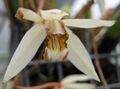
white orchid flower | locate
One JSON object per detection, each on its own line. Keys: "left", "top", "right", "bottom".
{"left": 55, "top": 74, "right": 96, "bottom": 89}
{"left": 3, "top": 8, "right": 115, "bottom": 82}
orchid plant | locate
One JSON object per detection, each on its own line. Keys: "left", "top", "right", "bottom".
{"left": 3, "top": 8, "right": 115, "bottom": 82}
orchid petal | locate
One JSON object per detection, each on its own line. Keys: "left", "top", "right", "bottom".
{"left": 40, "top": 9, "right": 68, "bottom": 20}
{"left": 64, "top": 83, "right": 96, "bottom": 89}
{"left": 3, "top": 24, "right": 47, "bottom": 82}
{"left": 62, "top": 75, "right": 94, "bottom": 85}
{"left": 66, "top": 29, "right": 100, "bottom": 81}
{"left": 63, "top": 19, "right": 115, "bottom": 28}
{"left": 61, "top": 75, "right": 96, "bottom": 89}
{"left": 15, "top": 8, "right": 43, "bottom": 23}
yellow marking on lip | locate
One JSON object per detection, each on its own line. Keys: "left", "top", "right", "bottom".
{"left": 47, "top": 34, "right": 68, "bottom": 52}
{"left": 48, "top": 35, "right": 60, "bottom": 52}
{"left": 53, "top": 36, "right": 60, "bottom": 51}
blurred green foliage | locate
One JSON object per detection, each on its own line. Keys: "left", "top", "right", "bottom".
{"left": 61, "top": 3, "right": 71, "bottom": 19}
{"left": 11, "top": 0, "right": 19, "bottom": 12}
{"left": 107, "top": 9, "right": 120, "bottom": 38}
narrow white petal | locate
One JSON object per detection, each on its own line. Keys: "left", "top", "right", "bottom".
{"left": 3, "top": 24, "right": 47, "bottom": 82}
{"left": 40, "top": 9, "right": 68, "bottom": 20}
{"left": 64, "top": 83, "right": 96, "bottom": 89}
{"left": 62, "top": 19, "right": 115, "bottom": 28}
{"left": 66, "top": 29, "right": 100, "bottom": 81}
{"left": 62, "top": 75, "right": 94, "bottom": 85}
{"left": 16, "top": 8, "right": 43, "bottom": 23}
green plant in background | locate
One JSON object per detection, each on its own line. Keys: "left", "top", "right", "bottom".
{"left": 61, "top": 3, "right": 71, "bottom": 19}
{"left": 107, "top": 9, "right": 120, "bottom": 38}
